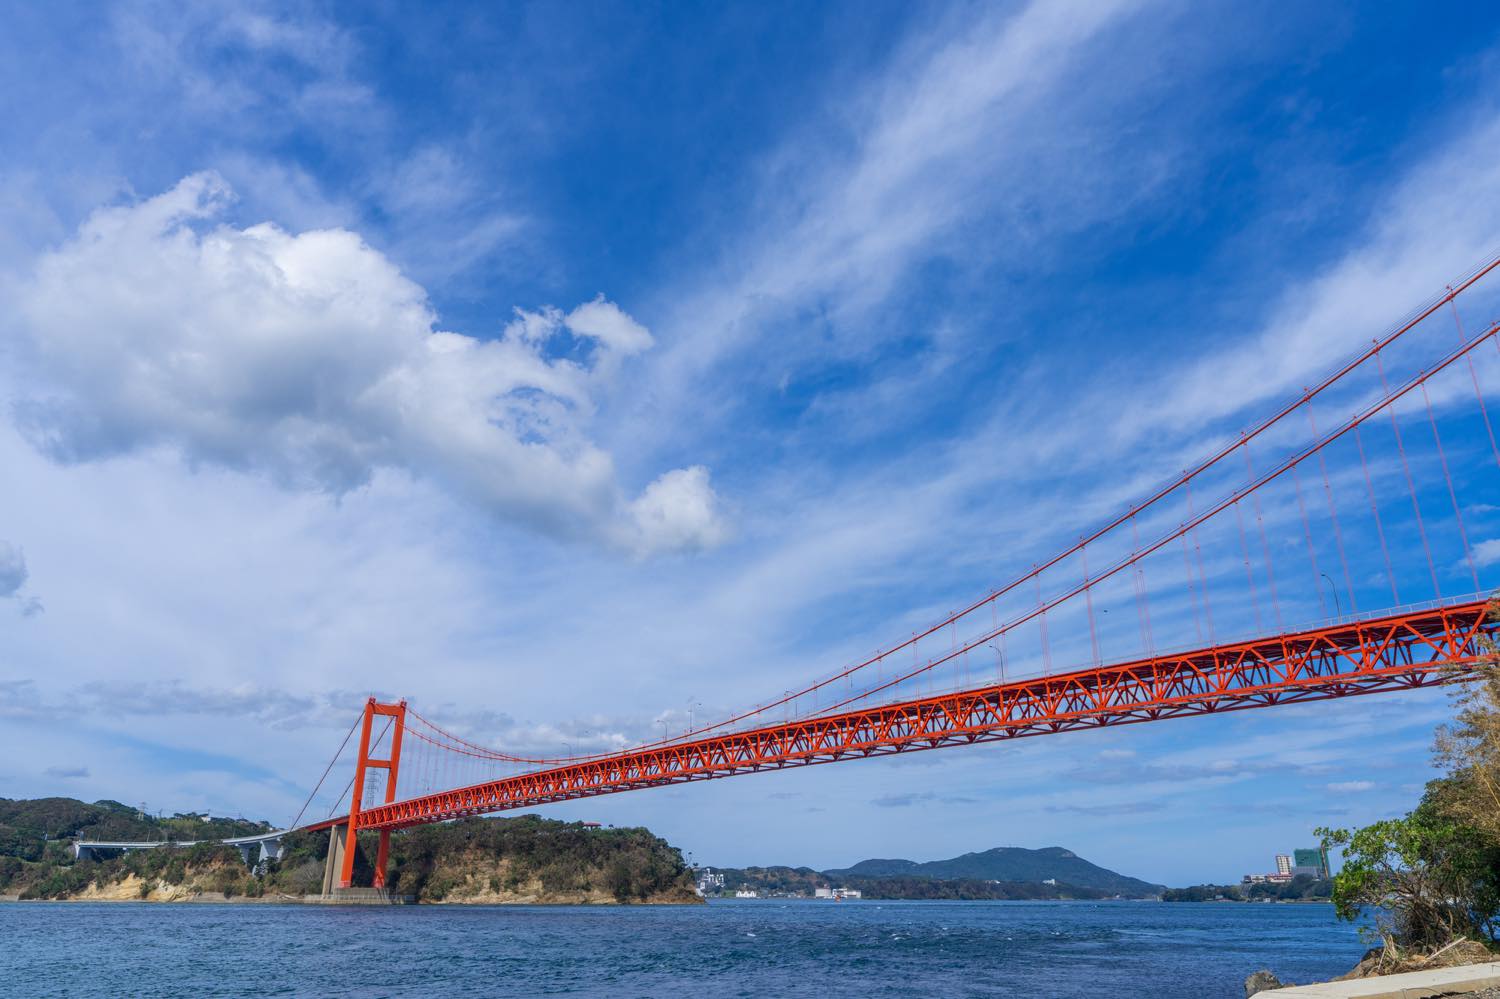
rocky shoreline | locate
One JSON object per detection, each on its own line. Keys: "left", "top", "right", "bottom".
{"left": 1, "top": 800, "right": 702, "bottom": 905}
{"left": 1246, "top": 940, "right": 1500, "bottom": 995}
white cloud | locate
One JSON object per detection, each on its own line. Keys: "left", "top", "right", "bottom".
{"left": 9, "top": 173, "right": 724, "bottom": 554}
{"left": 1325, "top": 780, "right": 1376, "bottom": 794}
{"left": 1474, "top": 538, "right": 1500, "bottom": 568}
{"left": 565, "top": 296, "right": 654, "bottom": 356}
{"left": 626, "top": 466, "right": 730, "bottom": 556}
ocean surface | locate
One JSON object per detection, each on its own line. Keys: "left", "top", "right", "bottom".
{"left": 0, "top": 898, "right": 1367, "bottom": 997}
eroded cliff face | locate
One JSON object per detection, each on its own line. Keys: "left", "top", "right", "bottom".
{"left": 69, "top": 872, "right": 230, "bottom": 902}
{"left": 379, "top": 818, "right": 702, "bottom": 904}
{"left": 405, "top": 850, "right": 700, "bottom": 905}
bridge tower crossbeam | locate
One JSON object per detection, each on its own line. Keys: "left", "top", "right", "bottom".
{"left": 330, "top": 698, "right": 406, "bottom": 891}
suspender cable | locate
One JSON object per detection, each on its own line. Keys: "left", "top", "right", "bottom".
{"left": 1182, "top": 532, "right": 1204, "bottom": 644}
{"left": 1129, "top": 513, "right": 1155, "bottom": 655}
{"left": 1082, "top": 541, "right": 1101, "bottom": 665}
{"left": 1291, "top": 464, "right": 1328, "bottom": 617}
{"left": 1468, "top": 341, "right": 1500, "bottom": 471}
{"left": 1234, "top": 498, "right": 1264, "bottom": 635}
{"left": 1448, "top": 290, "right": 1500, "bottom": 471}
{"left": 1420, "top": 380, "right": 1481, "bottom": 594}
{"left": 1354, "top": 422, "right": 1401, "bottom": 606}
{"left": 1377, "top": 352, "right": 1441, "bottom": 599}
{"left": 1307, "top": 405, "right": 1357, "bottom": 615}
{"left": 1186, "top": 480, "right": 1216, "bottom": 642}
{"left": 1035, "top": 574, "right": 1052, "bottom": 673}
{"left": 1244, "top": 441, "right": 1284, "bottom": 632}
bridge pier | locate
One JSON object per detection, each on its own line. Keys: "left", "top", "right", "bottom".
{"left": 321, "top": 824, "right": 349, "bottom": 896}
{"left": 232, "top": 841, "right": 282, "bottom": 868}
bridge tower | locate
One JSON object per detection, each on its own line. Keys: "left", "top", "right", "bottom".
{"left": 326, "top": 698, "right": 406, "bottom": 891}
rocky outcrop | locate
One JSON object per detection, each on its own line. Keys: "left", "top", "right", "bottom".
{"left": 1243, "top": 969, "right": 1289, "bottom": 995}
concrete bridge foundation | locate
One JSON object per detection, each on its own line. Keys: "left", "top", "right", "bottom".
{"left": 320, "top": 824, "right": 349, "bottom": 897}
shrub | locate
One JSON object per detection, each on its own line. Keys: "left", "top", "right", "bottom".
{"left": 1321, "top": 797, "right": 1500, "bottom": 948}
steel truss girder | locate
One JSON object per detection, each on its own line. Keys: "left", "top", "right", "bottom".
{"left": 317, "top": 600, "right": 1494, "bottom": 833}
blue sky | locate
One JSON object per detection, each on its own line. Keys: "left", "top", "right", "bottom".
{"left": 3, "top": 0, "right": 1500, "bottom": 886}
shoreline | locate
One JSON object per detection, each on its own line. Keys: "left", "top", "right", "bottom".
{"left": 2, "top": 892, "right": 1335, "bottom": 906}
{"left": 0, "top": 890, "right": 701, "bottom": 906}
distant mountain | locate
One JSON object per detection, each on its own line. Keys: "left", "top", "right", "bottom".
{"left": 823, "top": 846, "right": 1163, "bottom": 896}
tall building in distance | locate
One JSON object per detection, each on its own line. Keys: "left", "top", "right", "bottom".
{"left": 1243, "top": 848, "right": 1331, "bottom": 885}
{"left": 1293, "top": 848, "right": 1329, "bottom": 879}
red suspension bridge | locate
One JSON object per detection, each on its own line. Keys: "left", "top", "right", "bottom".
{"left": 295, "top": 260, "right": 1500, "bottom": 892}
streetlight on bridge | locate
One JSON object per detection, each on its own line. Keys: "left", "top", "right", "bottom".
{"left": 986, "top": 643, "right": 1006, "bottom": 684}
{"left": 1320, "top": 572, "right": 1342, "bottom": 617}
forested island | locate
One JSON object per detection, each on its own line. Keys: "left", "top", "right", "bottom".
{"left": 706, "top": 845, "right": 1165, "bottom": 900}
{"left": 0, "top": 799, "right": 698, "bottom": 904}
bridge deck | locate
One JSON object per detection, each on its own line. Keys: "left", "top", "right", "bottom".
{"left": 304, "top": 599, "right": 1494, "bottom": 834}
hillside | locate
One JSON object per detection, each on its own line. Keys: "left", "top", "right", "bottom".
{"left": 370, "top": 815, "right": 699, "bottom": 903}
{"left": 0, "top": 799, "right": 699, "bottom": 904}
{"left": 0, "top": 797, "right": 269, "bottom": 860}
{"left": 0, "top": 798, "right": 274, "bottom": 901}
{"left": 823, "top": 846, "right": 1163, "bottom": 896}
{"left": 705, "top": 846, "right": 1164, "bottom": 898}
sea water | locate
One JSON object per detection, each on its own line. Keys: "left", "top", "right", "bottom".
{"left": 0, "top": 898, "right": 1365, "bottom": 997}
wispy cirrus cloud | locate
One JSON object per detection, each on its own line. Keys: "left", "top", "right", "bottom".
{"left": 1044, "top": 801, "right": 1166, "bottom": 816}
{"left": 872, "top": 790, "right": 979, "bottom": 808}
{"left": 631, "top": 0, "right": 1168, "bottom": 451}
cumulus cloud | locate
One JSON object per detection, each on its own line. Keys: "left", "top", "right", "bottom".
{"left": 10, "top": 173, "right": 725, "bottom": 553}
{"left": 627, "top": 466, "right": 730, "bottom": 555}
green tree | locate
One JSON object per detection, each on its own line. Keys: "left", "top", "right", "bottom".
{"left": 1319, "top": 797, "right": 1500, "bottom": 949}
